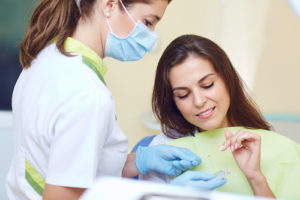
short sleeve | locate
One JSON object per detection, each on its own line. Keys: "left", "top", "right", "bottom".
{"left": 46, "top": 90, "right": 113, "bottom": 188}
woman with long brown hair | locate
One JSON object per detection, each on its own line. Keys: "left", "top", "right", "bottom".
{"left": 6, "top": 1, "right": 229, "bottom": 200}
{"left": 142, "top": 34, "right": 300, "bottom": 199}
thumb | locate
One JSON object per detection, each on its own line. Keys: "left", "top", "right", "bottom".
{"left": 219, "top": 130, "right": 233, "bottom": 151}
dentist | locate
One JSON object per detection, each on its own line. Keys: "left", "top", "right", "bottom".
{"left": 6, "top": 0, "right": 225, "bottom": 200}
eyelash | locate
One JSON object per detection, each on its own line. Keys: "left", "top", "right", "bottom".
{"left": 176, "top": 82, "right": 214, "bottom": 99}
{"left": 202, "top": 82, "right": 214, "bottom": 89}
{"left": 144, "top": 19, "right": 153, "bottom": 27}
{"left": 178, "top": 94, "right": 189, "bottom": 99}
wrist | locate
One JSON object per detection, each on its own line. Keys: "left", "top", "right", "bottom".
{"left": 247, "top": 172, "right": 275, "bottom": 198}
{"left": 134, "top": 146, "right": 149, "bottom": 174}
{"left": 247, "top": 171, "right": 265, "bottom": 185}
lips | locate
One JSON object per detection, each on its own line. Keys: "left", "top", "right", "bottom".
{"left": 196, "top": 107, "right": 216, "bottom": 119}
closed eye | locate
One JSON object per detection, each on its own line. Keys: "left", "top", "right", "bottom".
{"left": 144, "top": 19, "right": 153, "bottom": 27}
{"left": 202, "top": 82, "right": 214, "bottom": 89}
{"left": 177, "top": 93, "right": 189, "bottom": 99}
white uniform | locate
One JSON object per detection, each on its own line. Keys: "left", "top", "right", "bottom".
{"left": 6, "top": 38, "right": 128, "bottom": 200}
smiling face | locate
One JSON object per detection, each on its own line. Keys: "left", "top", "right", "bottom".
{"left": 169, "top": 55, "right": 231, "bottom": 131}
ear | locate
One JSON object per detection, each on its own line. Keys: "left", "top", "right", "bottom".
{"left": 100, "top": 0, "right": 119, "bottom": 18}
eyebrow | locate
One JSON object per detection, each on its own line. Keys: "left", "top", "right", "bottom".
{"left": 172, "top": 73, "right": 216, "bottom": 92}
{"left": 148, "top": 14, "right": 161, "bottom": 21}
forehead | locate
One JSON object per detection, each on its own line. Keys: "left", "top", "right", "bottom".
{"left": 169, "top": 55, "right": 216, "bottom": 86}
{"left": 127, "top": 0, "right": 169, "bottom": 18}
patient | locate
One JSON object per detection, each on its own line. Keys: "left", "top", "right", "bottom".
{"left": 140, "top": 34, "right": 300, "bottom": 199}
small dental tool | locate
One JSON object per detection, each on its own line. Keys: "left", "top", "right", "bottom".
{"left": 210, "top": 170, "right": 226, "bottom": 181}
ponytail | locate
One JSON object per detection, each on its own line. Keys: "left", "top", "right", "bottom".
{"left": 19, "top": 0, "right": 81, "bottom": 68}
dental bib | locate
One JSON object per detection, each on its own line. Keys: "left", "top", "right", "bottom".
{"left": 166, "top": 127, "right": 300, "bottom": 200}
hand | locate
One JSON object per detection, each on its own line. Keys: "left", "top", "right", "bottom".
{"left": 219, "top": 129, "right": 261, "bottom": 180}
{"left": 170, "top": 171, "right": 227, "bottom": 190}
{"left": 135, "top": 144, "right": 201, "bottom": 176}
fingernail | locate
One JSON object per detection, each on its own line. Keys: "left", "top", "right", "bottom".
{"left": 219, "top": 146, "right": 224, "bottom": 151}
{"left": 192, "top": 160, "right": 198, "bottom": 165}
{"left": 230, "top": 145, "right": 234, "bottom": 151}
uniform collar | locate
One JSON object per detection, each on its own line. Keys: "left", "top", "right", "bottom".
{"left": 64, "top": 37, "right": 107, "bottom": 77}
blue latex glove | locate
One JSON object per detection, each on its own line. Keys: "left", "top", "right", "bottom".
{"left": 170, "top": 171, "right": 227, "bottom": 190}
{"left": 135, "top": 144, "right": 201, "bottom": 176}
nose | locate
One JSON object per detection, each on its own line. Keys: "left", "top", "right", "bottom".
{"left": 193, "top": 91, "right": 207, "bottom": 108}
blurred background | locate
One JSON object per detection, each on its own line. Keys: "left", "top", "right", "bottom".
{"left": 0, "top": 0, "right": 300, "bottom": 199}
{"left": 104, "top": 0, "right": 300, "bottom": 148}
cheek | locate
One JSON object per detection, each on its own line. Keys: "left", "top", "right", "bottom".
{"left": 209, "top": 83, "right": 230, "bottom": 104}
{"left": 216, "top": 87, "right": 230, "bottom": 110}
{"left": 175, "top": 100, "right": 191, "bottom": 116}
{"left": 112, "top": 12, "right": 135, "bottom": 37}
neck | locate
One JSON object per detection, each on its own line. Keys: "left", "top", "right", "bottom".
{"left": 71, "top": 15, "right": 108, "bottom": 59}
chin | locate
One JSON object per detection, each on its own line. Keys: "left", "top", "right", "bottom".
{"left": 196, "top": 121, "right": 223, "bottom": 131}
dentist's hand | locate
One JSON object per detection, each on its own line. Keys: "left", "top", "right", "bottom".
{"left": 135, "top": 144, "right": 201, "bottom": 176}
{"left": 170, "top": 171, "right": 227, "bottom": 190}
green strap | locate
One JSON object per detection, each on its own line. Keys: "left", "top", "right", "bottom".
{"left": 82, "top": 56, "right": 106, "bottom": 85}
{"left": 25, "top": 159, "right": 45, "bottom": 196}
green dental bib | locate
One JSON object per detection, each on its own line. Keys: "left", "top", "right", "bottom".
{"left": 166, "top": 127, "right": 300, "bottom": 200}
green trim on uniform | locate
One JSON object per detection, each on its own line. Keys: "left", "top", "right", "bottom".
{"left": 25, "top": 159, "right": 45, "bottom": 196}
{"left": 64, "top": 37, "right": 107, "bottom": 84}
{"left": 82, "top": 56, "right": 106, "bottom": 85}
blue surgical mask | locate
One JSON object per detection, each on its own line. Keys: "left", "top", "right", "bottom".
{"left": 104, "top": 0, "right": 158, "bottom": 61}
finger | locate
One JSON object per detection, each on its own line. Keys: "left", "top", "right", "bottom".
{"left": 237, "top": 132, "right": 261, "bottom": 149}
{"left": 172, "top": 160, "right": 183, "bottom": 171}
{"left": 225, "top": 129, "right": 233, "bottom": 140}
{"left": 182, "top": 171, "right": 216, "bottom": 181}
{"left": 172, "top": 160, "right": 191, "bottom": 171}
{"left": 167, "top": 167, "right": 182, "bottom": 176}
{"left": 219, "top": 130, "right": 233, "bottom": 151}
{"left": 170, "top": 147, "right": 201, "bottom": 165}
{"left": 160, "top": 160, "right": 182, "bottom": 176}
{"left": 204, "top": 178, "right": 227, "bottom": 190}
{"left": 235, "top": 132, "right": 252, "bottom": 150}
{"left": 231, "top": 130, "right": 245, "bottom": 151}
{"left": 174, "top": 160, "right": 198, "bottom": 170}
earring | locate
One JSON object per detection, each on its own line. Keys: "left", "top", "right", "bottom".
{"left": 106, "top": 12, "right": 111, "bottom": 18}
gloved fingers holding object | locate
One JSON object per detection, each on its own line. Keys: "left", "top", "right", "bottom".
{"left": 135, "top": 144, "right": 201, "bottom": 176}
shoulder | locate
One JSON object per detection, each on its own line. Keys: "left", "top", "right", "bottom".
{"left": 149, "top": 133, "right": 173, "bottom": 146}
{"left": 33, "top": 44, "right": 98, "bottom": 81}
{"left": 23, "top": 44, "right": 114, "bottom": 118}
{"left": 34, "top": 44, "right": 109, "bottom": 96}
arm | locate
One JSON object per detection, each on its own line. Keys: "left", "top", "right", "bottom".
{"left": 219, "top": 130, "right": 275, "bottom": 198}
{"left": 122, "top": 152, "right": 140, "bottom": 178}
{"left": 43, "top": 184, "right": 85, "bottom": 200}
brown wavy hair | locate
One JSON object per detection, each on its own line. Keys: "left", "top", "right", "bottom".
{"left": 152, "top": 34, "right": 271, "bottom": 138}
{"left": 19, "top": 0, "right": 172, "bottom": 68}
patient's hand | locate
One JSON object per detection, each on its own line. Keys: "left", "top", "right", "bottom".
{"left": 219, "top": 129, "right": 261, "bottom": 180}
{"left": 219, "top": 130, "right": 275, "bottom": 198}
